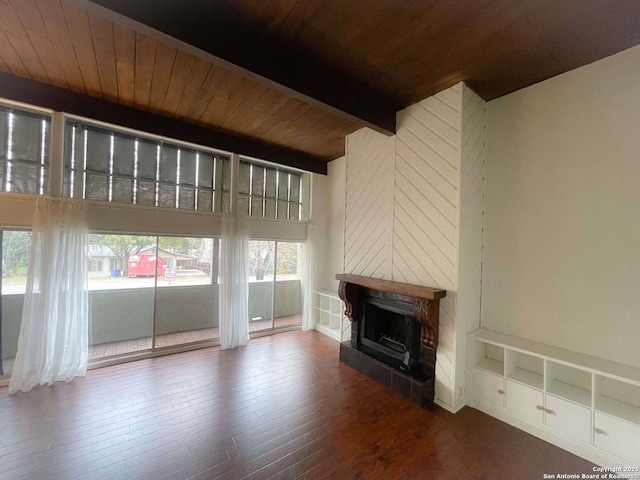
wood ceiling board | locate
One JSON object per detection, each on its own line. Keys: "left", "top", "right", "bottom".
{"left": 0, "top": 0, "right": 357, "bottom": 162}
{"left": 89, "top": 13, "right": 118, "bottom": 103}
{"left": 173, "top": 58, "right": 213, "bottom": 121}
{"left": 87, "top": 0, "right": 640, "bottom": 109}
{"left": 220, "top": 85, "right": 272, "bottom": 132}
{"left": 186, "top": 65, "right": 229, "bottom": 124}
{"left": 133, "top": 32, "right": 156, "bottom": 110}
{"left": 77, "top": 0, "right": 399, "bottom": 135}
{"left": 11, "top": 0, "right": 69, "bottom": 90}
{"left": 0, "top": 27, "right": 31, "bottom": 79}
{"left": 113, "top": 22, "right": 135, "bottom": 107}
{"left": 161, "top": 50, "right": 196, "bottom": 116}
{"left": 61, "top": 1, "right": 102, "bottom": 98}
{"left": 147, "top": 41, "right": 177, "bottom": 114}
{"left": 0, "top": 1, "right": 51, "bottom": 83}
{"left": 0, "top": 72, "right": 328, "bottom": 174}
{"left": 36, "top": 0, "right": 88, "bottom": 95}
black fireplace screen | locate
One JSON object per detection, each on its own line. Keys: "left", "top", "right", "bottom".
{"left": 359, "top": 297, "right": 421, "bottom": 373}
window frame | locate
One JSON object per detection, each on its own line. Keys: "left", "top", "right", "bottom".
{"left": 238, "top": 156, "right": 306, "bottom": 222}
{"left": 0, "top": 101, "right": 52, "bottom": 196}
{"left": 63, "top": 115, "right": 232, "bottom": 213}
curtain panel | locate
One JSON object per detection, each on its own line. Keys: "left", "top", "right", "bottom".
{"left": 9, "top": 198, "right": 89, "bottom": 394}
{"left": 218, "top": 215, "right": 250, "bottom": 349}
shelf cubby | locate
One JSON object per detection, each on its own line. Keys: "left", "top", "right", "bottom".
{"left": 475, "top": 343, "right": 504, "bottom": 376}
{"left": 545, "top": 361, "right": 592, "bottom": 407}
{"left": 505, "top": 350, "right": 544, "bottom": 390}
{"left": 595, "top": 376, "right": 640, "bottom": 426}
{"left": 314, "top": 290, "right": 350, "bottom": 343}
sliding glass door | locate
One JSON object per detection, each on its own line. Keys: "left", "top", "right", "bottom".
{"left": 1, "top": 230, "right": 32, "bottom": 376}
{"left": 154, "top": 236, "right": 219, "bottom": 348}
{"left": 274, "top": 242, "right": 303, "bottom": 329}
{"left": 87, "top": 234, "right": 156, "bottom": 359}
{"left": 248, "top": 240, "right": 303, "bottom": 333}
{"left": 87, "top": 233, "right": 220, "bottom": 362}
{"left": 248, "top": 240, "right": 275, "bottom": 332}
{"left": 3, "top": 229, "right": 300, "bottom": 368}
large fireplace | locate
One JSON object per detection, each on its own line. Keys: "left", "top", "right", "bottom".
{"left": 360, "top": 294, "right": 421, "bottom": 374}
{"left": 336, "top": 274, "right": 446, "bottom": 407}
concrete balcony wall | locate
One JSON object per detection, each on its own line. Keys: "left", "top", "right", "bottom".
{"left": 247, "top": 279, "right": 303, "bottom": 321}
{"left": 1, "top": 278, "right": 302, "bottom": 359}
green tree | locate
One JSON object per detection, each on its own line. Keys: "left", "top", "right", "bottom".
{"left": 249, "top": 241, "right": 272, "bottom": 281}
{"left": 275, "top": 242, "right": 298, "bottom": 275}
{"left": 158, "top": 236, "right": 201, "bottom": 255}
{"left": 88, "top": 234, "right": 156, "bottom": 276}
{"left": 2, "top": 231, "right": 32, "bottom": 277}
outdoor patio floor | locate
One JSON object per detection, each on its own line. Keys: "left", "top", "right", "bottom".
{"left": 1, "top": 315, "right": 301, "bottom": 374}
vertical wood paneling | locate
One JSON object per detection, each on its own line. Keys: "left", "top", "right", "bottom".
{"left": 162, "top": 50, "right": 196, "bottom": 115}
{"left": 344, "top": 128, "right": 394, "bottom": 280}
{"left": 174, "top": 58, "right": 213, "bottom": 121}
{"left": 133, "top": 32, "right": 157, "bottom": 110}
{"left": 147, "top": 42, "right": 177, "bottom": 114}
{"left": 10, "top": 0, "right": 68, "bottom": 89}
{"left": 62, "top": 2, "right": 102, "bottom": 98}
{"left": 89, "top": 14, "right": 118, "bottom": 103}
{"left": 0, "top": 0, "right": 50, "bottom": 82}
{"left": 36, "top": 0, "right": 87, "bottom": 95}
{"left": 113, "top": 23, "right": 135, "bottom": 107}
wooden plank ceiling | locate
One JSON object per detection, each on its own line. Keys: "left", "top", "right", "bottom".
{"left": 1, "top": 0, "right": 639, "bottom": 166}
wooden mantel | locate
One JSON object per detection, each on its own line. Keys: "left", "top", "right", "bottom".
{"left": 335, "top": 274, "right": 447, "bottom": 351}
{"left": 335, "top": 274, "right": 446, "bottom": 300}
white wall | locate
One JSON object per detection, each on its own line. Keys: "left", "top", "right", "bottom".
{"left": 483, "top": 45, "right": 640, "bottom": 369}
{"left": 321, "top": 156, "right": 346, "bottom": 293}
{"left": 338, "top": 83, "right": 486, "bottom": 410}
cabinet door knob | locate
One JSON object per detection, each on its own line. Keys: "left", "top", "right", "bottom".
{"left": 497, "top": 389, "right": 504, "bottom": 395}
{"left": 545, "top": 409, "right": 554, "bottom": 415}
{"left": 536, "top": 405, "right": 545, "bottom": 411}
{"left": 594, "top": 428, "right": 606, "bottom": 435}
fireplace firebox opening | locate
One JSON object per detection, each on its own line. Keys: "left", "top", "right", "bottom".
{"left": 359, "top": 297, "right": 422, "bottom": 376}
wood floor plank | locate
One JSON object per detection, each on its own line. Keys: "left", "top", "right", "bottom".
{"left": 0, "top": 331, "right": 596, "bottom": 480}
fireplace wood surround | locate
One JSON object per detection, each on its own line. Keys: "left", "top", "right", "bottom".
{"left": 336, "top": 274, "right": 447, "bottom": 406}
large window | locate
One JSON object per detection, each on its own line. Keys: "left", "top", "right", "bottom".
{"left": 238, "top": 159, "right": 305, "bottom": 221}
{"left": 0, "top": 102, "right": 313, "bottom": 370}
{"left": 0, "top": 106, "right": 50, "bottom": 195}
{"left": 85, "top": 234, "right": 220, "bottom": 360}
{"left": 64, "top": 120, "right": 231, "bottom": 212}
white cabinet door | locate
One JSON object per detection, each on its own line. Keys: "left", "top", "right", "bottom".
{"left": 594, "top": 412, "right": 640, "bottom": 465}
{"left": 545, "top": 395, "right": 591, "bottom": 444}
{"left": 474, "top": 368, "right": 504, "bottom": 407}
{"left": 506, "top": 379, "right": 544, "bottom": 424}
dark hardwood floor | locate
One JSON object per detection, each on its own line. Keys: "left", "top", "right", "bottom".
{"left": 0, "top": 331, "right": 595, "bottom": 480}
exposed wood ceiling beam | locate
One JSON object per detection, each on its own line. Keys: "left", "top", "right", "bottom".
{"left": 73, "top": 0, "right": 398, "bottom": 136}
{"left": 0, "top": 72, "right": 327, "bottom": 174}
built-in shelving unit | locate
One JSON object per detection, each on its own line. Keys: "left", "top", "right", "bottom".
{"left": 314, "top": 290, "right": 350, "bottom": 342}
{"left": 469, "top": 328, "right": 640, "bottom": 467}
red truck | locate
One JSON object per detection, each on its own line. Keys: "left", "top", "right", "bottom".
{"left": 127, "top": 254, "right": 167, "bottom": 278}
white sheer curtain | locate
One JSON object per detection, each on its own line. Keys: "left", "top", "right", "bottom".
{"left": 219, "top": 215, "right": 250, "bottom": 349}
{"left": 9, "top": 198, "right": 89, "bottom": 394}
{"left": 301, "top": 224, "right": 319, "bottom": 331}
